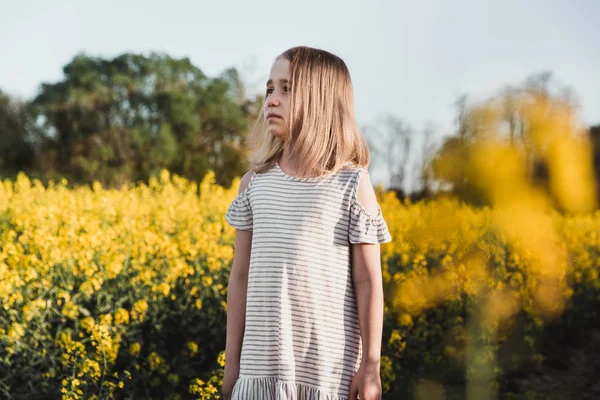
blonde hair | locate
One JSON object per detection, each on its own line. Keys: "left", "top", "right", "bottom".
{"left": 247, "top": 46, "right": 370, "bottom": 177}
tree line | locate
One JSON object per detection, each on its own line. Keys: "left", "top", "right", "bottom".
{"left": 0, "top": 53, "right": 261, "bottom": 189}
{"left": 1, "top": 52, "right": 598, "bottom": 208}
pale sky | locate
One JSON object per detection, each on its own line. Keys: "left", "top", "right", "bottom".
{"left": 1, "top": 0, "right": 598, "bottom": 190}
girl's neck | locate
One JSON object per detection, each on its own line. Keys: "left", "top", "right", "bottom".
{"left": 278, "top": 150, "right": 318, "bottom": 179}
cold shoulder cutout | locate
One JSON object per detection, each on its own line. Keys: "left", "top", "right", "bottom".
{"left": 348, "top": 168, "right": 392, "bottom": 244}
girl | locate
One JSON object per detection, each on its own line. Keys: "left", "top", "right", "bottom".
{"left": 222, "top": 46, "right": 392, "bottom": 400}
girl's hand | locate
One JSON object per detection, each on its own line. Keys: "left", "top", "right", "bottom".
{"left": 221, "top": 362, "right": 240, "bottom": 400}
{"left": 348, "top": 362, "right": 382, "bottom": 400}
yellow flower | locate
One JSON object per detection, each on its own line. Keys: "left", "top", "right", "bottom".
{"left": 8, "top": 323, "right": 25, "bottom": 341}
{"left": 129, "top": 342, "right": 141, "bottom": 357}
{"left": 217, "top": 350, "right": 226, "bottom": 367}
{"left": 99, "top": 313, "right": 113, "bottom": 325}
{"left": 80, "top": 317, "right": 95, "bottom": 333}
{"left": 152, "top": 282, "right": 170, "bottom": 296}
{"left": 186, "top": 341, "right": 199, "bottom": 356}
{"left": 397, "top": 313, "right": 413, "bottom": 327}
{"left": 148, "top": 351, "right": 165, "bottom": 372}
{"left": 62, "top": 301, "right": 80, "bottom": 320}
{"left": 132, "top": 300, "right": 149, "bottom": 322}
{"left": 114, "top": 308, "right": 130, "bottom": 325}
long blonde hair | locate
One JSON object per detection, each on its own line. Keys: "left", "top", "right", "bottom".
{"left": 247, "top": 46, "right": 370, "bottom": 177}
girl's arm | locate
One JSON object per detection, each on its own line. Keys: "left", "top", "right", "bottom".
{"left": 351, "top": 172, "right": 384, "bottom": 368}
{"left": 225, "top": 171, "right": 254, "bottom": 368}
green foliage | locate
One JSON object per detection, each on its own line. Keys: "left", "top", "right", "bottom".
{"left": 0, "top": 90, "right": 38, "bottom": 178}
{"left": 0, "top": 52, "right": 257, "bottom": 189}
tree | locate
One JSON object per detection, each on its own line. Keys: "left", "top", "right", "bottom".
{"left": 0, "top": 90, "right": 38, "bottom": 179}
{"left": 413, "top": 122, "right": 438, "bottom": 196}
{"left": 364, "top": 114, "right": 413, "bottom": 193}
{"left": 31, "top": 52, "right": 254, "bottom": 188}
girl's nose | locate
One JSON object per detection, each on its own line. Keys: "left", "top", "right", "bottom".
{"left": 268, "top": 93, "right": 280, "bottom": 107}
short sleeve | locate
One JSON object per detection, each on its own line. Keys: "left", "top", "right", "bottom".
{"left": 224, "top": 172, "right": 255, "bottom": 231}
{"left": 348, "top": 169, "right": 392, "bottom": 244}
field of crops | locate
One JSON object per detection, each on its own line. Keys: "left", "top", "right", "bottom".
{"left": 1, "top": 169, "right": 600, "bottom": 399}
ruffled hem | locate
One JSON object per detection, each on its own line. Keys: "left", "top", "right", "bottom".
{"left": 224, "top": 187, "right": 253, "bottom": 231}
{"left": 232, "top": 376, "right": 348, "bottom": 400}
{"left": 348, "top": 198, "right": 392, "bottom": 244}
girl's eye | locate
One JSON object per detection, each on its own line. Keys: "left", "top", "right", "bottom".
{"left": 265, "top": 87, "right": 290, "bottom": 96}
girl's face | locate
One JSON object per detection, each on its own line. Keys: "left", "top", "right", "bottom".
{"left": 264, "top": 57, "right": 290, "bottom": 140}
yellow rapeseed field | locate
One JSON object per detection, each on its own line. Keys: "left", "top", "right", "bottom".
{"left": 0, "top": 171, "right": 235, "bottom": 399}
{"left": 1, "top": 94, "right": 599, "bottom": 399}
{"left": 1, "top": 168, "right": 599, "bottom": 399}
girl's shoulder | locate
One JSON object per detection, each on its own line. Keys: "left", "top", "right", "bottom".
{"left": 249, "top": 161, "right": 367, "bottom": 188}
{"left": 335, "top": 161, "right": 368, "bottom": 176}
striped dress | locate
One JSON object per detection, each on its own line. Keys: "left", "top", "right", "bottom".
{"left": 224, "top": 161, "right": 392, "bottom": 400}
